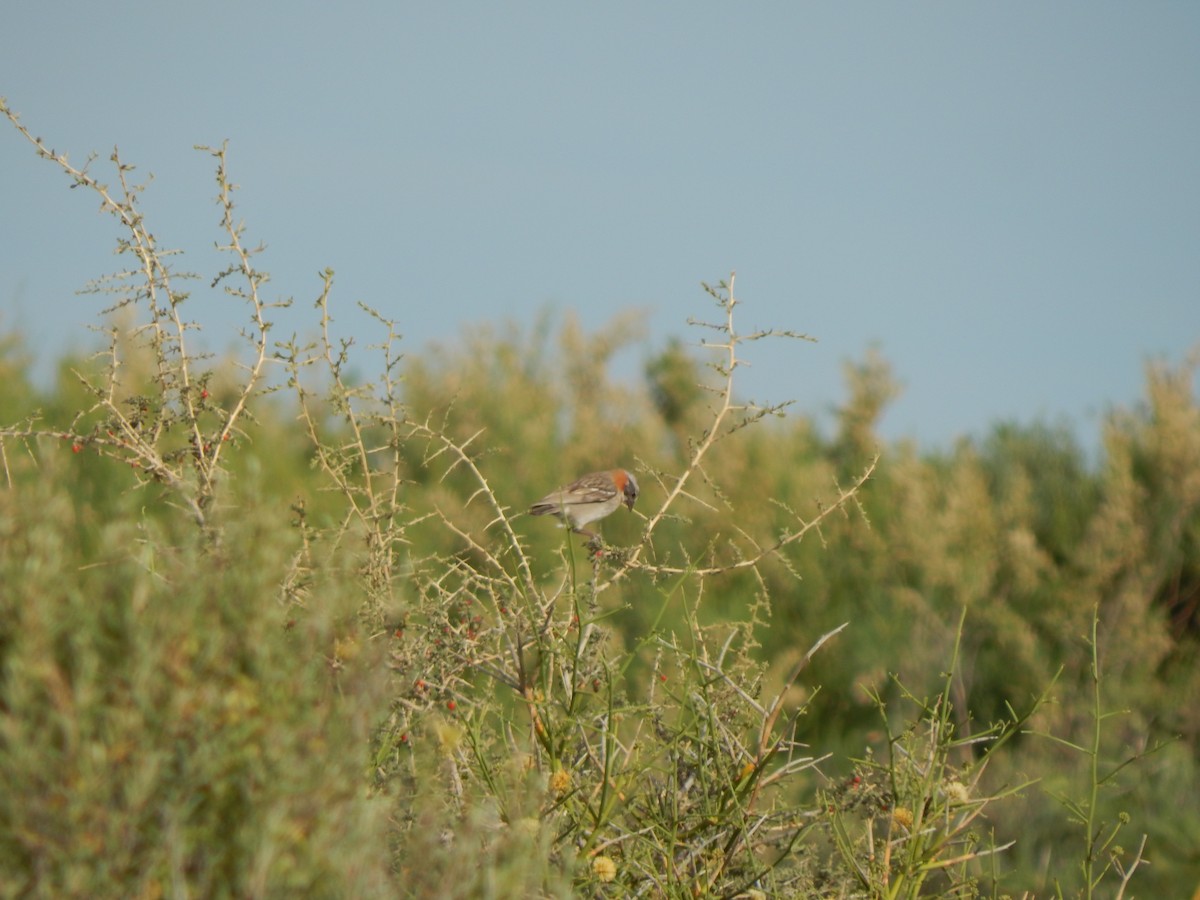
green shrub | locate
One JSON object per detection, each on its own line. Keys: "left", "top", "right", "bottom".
{"left": 5, "top": 99, "right": 1198, "bottom": 896}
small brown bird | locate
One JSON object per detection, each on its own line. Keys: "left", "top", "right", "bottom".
{"left": 529, "top": 468, "right": 639, "bottom": 539}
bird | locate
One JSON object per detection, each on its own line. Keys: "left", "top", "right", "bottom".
{"left": 528, "top": 468, "right": 639, "bottom": 540}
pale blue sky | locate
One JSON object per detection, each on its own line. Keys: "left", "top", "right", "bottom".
{"left": 3, "top": 3, "right": 1198, "bottom": 452}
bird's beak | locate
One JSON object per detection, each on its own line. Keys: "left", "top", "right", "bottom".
{"left": 624, "top": 496, "right": 636, "bottom": 511}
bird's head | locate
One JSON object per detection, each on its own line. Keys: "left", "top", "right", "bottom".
{"left": 616, "top": 469, "right": 639, "bottom": 511}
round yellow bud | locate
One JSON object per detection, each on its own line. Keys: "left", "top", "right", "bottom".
{"left": 591, "top": 855, "right": 617, "bottom": 883}
{"left": 548, "top": 768, "right": 571, "bottom": 797}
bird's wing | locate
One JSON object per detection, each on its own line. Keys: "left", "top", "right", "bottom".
{"left": 531, "top": 472, "right": 617, "bottom": 511}
{"left": 559, "top": 472, "right": 619, "bottom": 504}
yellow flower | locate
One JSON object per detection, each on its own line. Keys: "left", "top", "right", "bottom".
{"left": 548, "top": 768, "right": 571, "bottom": 797}
{"left": 944, "top": 781, "right": 970, "bottom": 805}
{"left": 592, "top": 855, "right": 617, "bottom": 883}
{"left": 892, "top": 807, "right": 914, "bottom": 830}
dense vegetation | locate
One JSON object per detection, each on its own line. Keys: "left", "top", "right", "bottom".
{"left": 2, "top": 101, "right": 1198, "bottom": 897}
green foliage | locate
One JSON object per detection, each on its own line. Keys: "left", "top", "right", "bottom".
{"left": 0, "top": 461, "right": 393, "bottom": 898}
{"left": 3, "top": 101, "right": 1200, "bottom": 896}
{"left": 821, "top": 611, "right": 1048, "bottom": 900}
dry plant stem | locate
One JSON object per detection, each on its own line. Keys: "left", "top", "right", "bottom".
{"left": 283, "top": 283, "right": 418, "bottom": 606}
{"left": 1113, "top": 834, "right": 1148, "bottom": 900}
{"left": 411, "top": 421, "right": 547, "bottom": 692}
{"left": 1, "top": 104, "right": 275, "bottom": 531}
{"left": 202, "top": 143, "right": 274, "bottom": 460}
{"left": 747, "top": 622, "right": 848, "bottom": 800}
{"left": 286, "top": 287, "right": 541, "bottom": 610}
{"left": 0, "top": 438, "right": 12, "bottom": 488}
{"left": 412, "top": 419, "right": 539, "bottom": 601}
{"left": 599, "top": 273, "right": 872, "bottom": 589}
{"left": 710, "top": 625, "right": 848, "bottom": 886}
{"left": 606, "top": 274, "right": 756, "bottom": 580}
